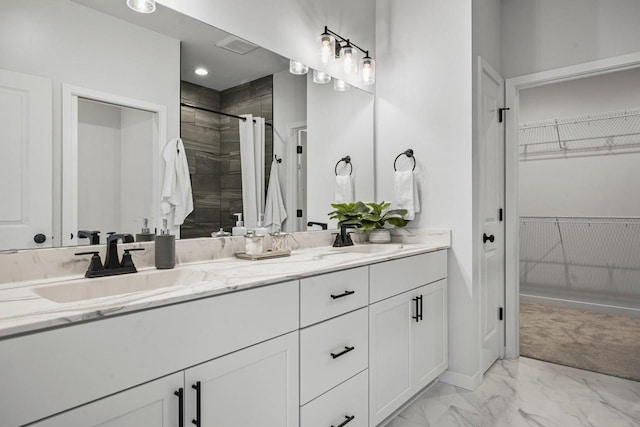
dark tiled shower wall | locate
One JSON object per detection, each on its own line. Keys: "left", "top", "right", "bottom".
{"left": 219, "top": 75, "right": 273, "bottom": 231}
{"left": 179, "top": 77, "right": 273, "bottom": 238}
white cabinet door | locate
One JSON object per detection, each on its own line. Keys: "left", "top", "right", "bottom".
{"left": 411, "top": 280, "right": 448, "bottom": 392}
{"left": 30, "top": 373, "right": 182, "bottom": 427}
{"left": 185, "top": 331, "right": 299, "bottom": 427}
{"left": 0, "top": 69, "right": 52, "bottom": 250}
{"left": 369, "top": 280, "right": 448, "bottom": 426}
{"left": 369, "top": 291, "right": 413, "bottom": 425}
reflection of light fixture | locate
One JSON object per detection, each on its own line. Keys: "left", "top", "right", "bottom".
{"left": 126, "top": 0, "right": 156, "bottom": 13}
{"left": 313, "top": 69, "right": 331, "bottom": 84}
{"left": 194, "top": 68, "right": 208, "bottom": 76}
{"left": 318, "top": 30, "right": 336, "bottom": 66}
{"left": 333, "top": 79, "right": 350, "bottom": 92}
{"left": 319, "top": 26, "right": 375, "bottom": 84}
{"left": 360, "top": 54, "right": 375, "bottom": 86}
{"left": 289, "top": 59, "right": 308, "bottom": 75}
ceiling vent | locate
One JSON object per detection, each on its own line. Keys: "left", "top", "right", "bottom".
{"left": 215, "top": 36, "right": 259, "bottom": 55}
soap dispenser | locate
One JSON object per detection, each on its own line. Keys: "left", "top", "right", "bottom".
{"left": 232, "top": 213, "right": 247, "bottom": 236}
{"left": 254, "top": 214, "right": 269, "bottom": 236}
{"left": 136, "top": 218, "right": 155, "bottom": 242}
{"left": 155, "top": 219, "right": 175, "bottom": 269}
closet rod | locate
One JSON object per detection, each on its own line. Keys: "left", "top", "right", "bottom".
{"left": 180, "top": 102, "right": 272, "bottom": 127}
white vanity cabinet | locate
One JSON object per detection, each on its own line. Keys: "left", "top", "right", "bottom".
{"left": 368, "top": 252, "right": 448, "bottom": 426}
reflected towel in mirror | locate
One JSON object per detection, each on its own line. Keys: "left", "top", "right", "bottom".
{"left": 161, "top": 137, "right": 194, "bottom": 225}
{"left": 264, "top": 159, "right": 287, "bottom": 232}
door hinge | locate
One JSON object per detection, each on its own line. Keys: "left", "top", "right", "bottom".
{"left": 498, "top": 307, "right": 504, "bottom": 321}
{"left": 296, "top": 209, "right": 303, "bottom": 218}
{"left": 297, "top": 146, "right": 303, "bottom": 154}
{"left": 498, "top": 107, "right": 510, "bottom": 123}
{"left": 498, "top": 208, "right": 503, "bottom": 222}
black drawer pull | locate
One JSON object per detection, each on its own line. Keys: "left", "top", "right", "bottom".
{"left": 331, "top": 290, "right": 355, "bottom": 299}
{"left": 192, "top": 381, "right": 201, "bottom": 426}
{"left": 332, "top": 415, "right": 356, "bottom": 427}
{"left": 174, "top": 388, "right": 184, "bottom": 427}
{"left": 331, "top": 346, "right": 355, "bottom": 359}
{"left": 412, "top": 295, "right": 420, "bottom": 322}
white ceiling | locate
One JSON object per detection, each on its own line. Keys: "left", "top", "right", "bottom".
{"left": 72, "top": 0, "right": 289, "bottom": 91}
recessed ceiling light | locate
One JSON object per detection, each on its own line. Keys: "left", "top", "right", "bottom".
{"left": 194, "top": 68, "right": 209, "bottom": 76}
{"left": 126, "top": 0, "right": 156, "bottom": 14}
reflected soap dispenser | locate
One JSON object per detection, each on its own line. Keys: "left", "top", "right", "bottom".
{"left": 136, "top": 218, "right": 155, "bottom": 242}
{"left": 155, "top": 219, "right": 175, "bottom": 269}
{"left": 232, "top": 213, "right": 247, "bottom": 236}
{"left": 254, "top": 214, "right": 269, "bottom": 236}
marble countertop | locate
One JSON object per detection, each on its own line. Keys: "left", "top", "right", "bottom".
{"left": 0, "top": 241, "right": 449, "bottom": 339}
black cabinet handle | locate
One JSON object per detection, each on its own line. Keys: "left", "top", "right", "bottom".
{"left": 192, "top": 381, "right": 201, "bottom": 426}
{"left": 418, "top": 295, "right": 423, "bottom": 321}
{"left": 483, "top": 233, "right": 495, "bottom": 243}
{"left": 331, "top": 290, "right": 355, "bottom": 299}
{"left": 330, "top": 346, "right": 355, "bottom": 359}
{"left": 174, "top": 388, "right": 184, "bottom": 427}
{"left": 411, "top": 295, "right": 422, "bottom": 322}
{"left": 332, "top": 415, "right": 356, "bottom": 427}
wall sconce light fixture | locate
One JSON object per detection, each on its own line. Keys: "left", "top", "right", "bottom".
{"left": 319, "top": 26, "right": 375, "bottom": 85}
{"left": 126, "top": 0, "right": 156, "bottom": 14}
{"left": 313, "top": 69, "right": 331, "bottom": 84}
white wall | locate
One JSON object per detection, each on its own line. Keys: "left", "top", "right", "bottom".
{"left": 376, "top": 0, "right": 476, "bottom": 385}
{"left": 0, "top": 0, "right": 180, "bottom": 246}
{"left": 502, "top": 0, "right": 640, "bottom": 78}
{"left": 519, "top": 67, "right": 640, "bottom": 216}
{"left": 307, "top": 76, "right": 375, "bottom": 229}
{"left": 156, "top": 0, "right": 375, "bottom": 93}
{"left": 273, "top": 70, "right": 307, "bottom": 231}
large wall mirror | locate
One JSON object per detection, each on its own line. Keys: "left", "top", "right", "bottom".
{"left": 0, "top": 0, "right": 374, "bottom": 250}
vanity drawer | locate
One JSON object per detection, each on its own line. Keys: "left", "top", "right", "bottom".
{"left": 300, "top": 266, "right": 368, "bottom": 327}
{"left": 300, "top": 307, "right": 368, "bottom": 404}
{"left": 301, "top": 369, "right": 368, "bottom": 427}
{"left": 369, "top": 250, "right": 447, "bottom": 303}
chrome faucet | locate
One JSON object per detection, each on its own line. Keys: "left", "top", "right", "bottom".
{"left": 333, "top": 222, "right": 362, "bottom": 247}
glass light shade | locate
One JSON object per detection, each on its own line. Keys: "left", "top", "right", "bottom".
{"left": 333, "top": 79, "right": 350, "bottom": 92}
{"left": 126, "top": 0, "right": 156, "bottom": 13}
{"left": 318, "top": 33, "right": 336, "bottom": 65}
{"left": 313, "top": 69, "right": 331, "bottom": 84}
{"left": 289, "top": 59, "right": 309, "bottom": 75}
{"left": 339, "top": 44, "right": 358, "bottom": 75}
{"left": 360, "top": 56, "right": 376, "bottom": 85}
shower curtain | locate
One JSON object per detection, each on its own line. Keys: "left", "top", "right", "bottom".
{"left": 239, "top": 114, "right": 265, "bottom": 229}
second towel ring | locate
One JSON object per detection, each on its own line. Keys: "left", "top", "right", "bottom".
{"left": 394, "top": 149, "right": 416, "bottom": 171}
{"left": 335, "top": 156, "right": 353, "bottom": 176}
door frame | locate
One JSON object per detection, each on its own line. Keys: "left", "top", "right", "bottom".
{"left": 284, "top": 121, "right": 307, "bottom": 232}
{"left": 503, "top": 52, "right": 640, "bottom": 358}
{"left": 61, "top": 84, "right": 167, "bottom": 246}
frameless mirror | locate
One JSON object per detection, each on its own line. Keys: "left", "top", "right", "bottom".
{"left": 0, "top": 0, "right": 374, "bottom": 250}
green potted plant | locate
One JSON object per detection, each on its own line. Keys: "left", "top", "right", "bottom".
{"left": 328, "top": 201, "right": 370, "bottom": 226}
{"left": 359, "top": 201, "right": 409, "bottom": 243}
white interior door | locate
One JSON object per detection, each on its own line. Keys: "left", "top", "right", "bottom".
{"left": 0, "top": 69, "right": 52, "bottom": 250}
{"left": 478, "top": 58, "right": 505, "bottom": 373}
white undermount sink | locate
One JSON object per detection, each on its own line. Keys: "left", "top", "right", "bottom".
{"left": 33, "top": 269, "right": 206, "bottom": 303}
{"left": 331, "top": 243, "right": 405, "bottom": 254}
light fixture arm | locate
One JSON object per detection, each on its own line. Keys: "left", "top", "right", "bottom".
{"left": 324, "top": 26, "right": 370, "bottom": 57}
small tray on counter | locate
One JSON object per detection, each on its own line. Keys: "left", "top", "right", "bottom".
{"left": 235, "top": 249, "right": 291, "bottom": 261}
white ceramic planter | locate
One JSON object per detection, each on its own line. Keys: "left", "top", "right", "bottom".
{"left": 368, "top": 229, "right": 391, "bottom": 244}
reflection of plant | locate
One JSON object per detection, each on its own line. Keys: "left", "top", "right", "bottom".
{"left": 359, "top": 201, "right": 409, "bottom": 231}
{"left": 328, "top": 202, "right": 369, "bottom": 226}
{"left": 328, "top": 201, "right": 410, "bottom": 230}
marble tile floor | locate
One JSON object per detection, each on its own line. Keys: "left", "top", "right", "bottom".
{"left": 387, "top": 357, "right": 640, "bottom": 427}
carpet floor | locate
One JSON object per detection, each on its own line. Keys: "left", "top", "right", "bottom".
{"left": 520, "top": 300, "right": 640, "bottom": 382}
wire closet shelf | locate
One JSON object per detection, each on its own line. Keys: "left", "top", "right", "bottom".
{"left": 518, "top": 108, "right": 640, "bottom": 160}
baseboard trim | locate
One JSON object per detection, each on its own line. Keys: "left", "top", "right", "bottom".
{"left": 439, "top": 369, "right": 483, "bottom": 391}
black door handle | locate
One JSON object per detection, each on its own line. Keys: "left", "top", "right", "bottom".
{"left": 331, "top": 290, "right": 355, "bottom": 299}
{"left": 33, "top": 233, "right": 46, "bottom": 244}
{"left": 332, "top": 415, "right": 356, "bottom": 427}
{"left": 191, "top": 382, "right": 201, "bottom": 426}
{"left": 483, "top": 233, "right": 495, "bottom": 244}
{"left": 330, "top": 346, "right": 355, "bottom": 359}
{"left": 174, "top": 388, "right": 184, "bottom": 427}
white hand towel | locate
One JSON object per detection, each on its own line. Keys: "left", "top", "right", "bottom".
{"left": 334, "top": 175, "right": 354, "bottom": 203}
{"left": 264, "top": 159, "right": 287, "bottom": 233}
{"left": 161, "top": 137, "right": 194, "bottom": 226}
{"left": 394, "top": 170, "right": 420, "bottom": 220}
